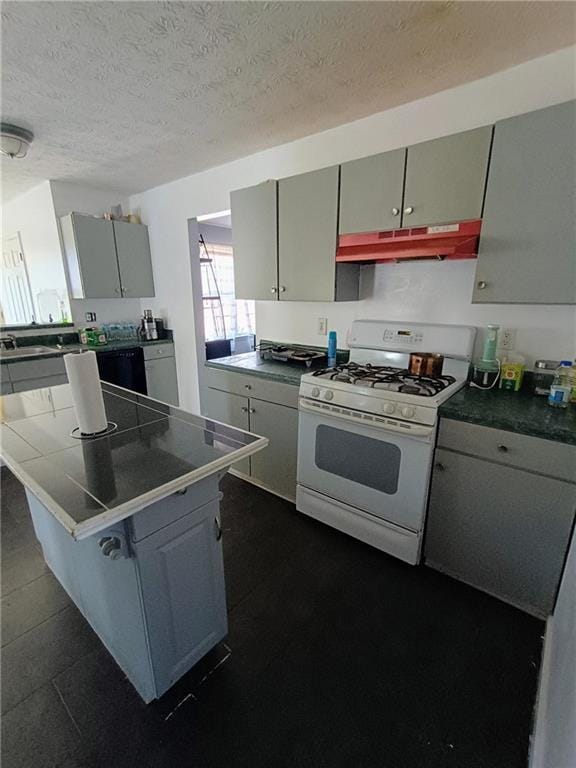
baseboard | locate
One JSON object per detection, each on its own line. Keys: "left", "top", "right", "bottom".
{"left": 529, "top": 616, "right": 554, "bottom": 768}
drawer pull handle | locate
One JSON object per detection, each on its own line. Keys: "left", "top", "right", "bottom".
{"left": 497, "top": 444, "right": 509, "bottom": 453}
{"left": 244, "top": 384, "right": 252, "bottom": 390}
{"left": 175, "top": 487, "right": 188, "bottom": 496}
{"left": 477, "top": 280, "right": 488, "bottom": 290}
{"left": 434, "top": 462, "right": 445, "bottom": 472}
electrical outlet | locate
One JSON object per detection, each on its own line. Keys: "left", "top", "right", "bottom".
{"left": 318, "top": 317, "right": 328, "bottom": 336}
{"left": 85, "top": 312, "right": 97, "bottom": 322}
{"left": 500, "top": 327, "right": 516, "bottom": 351}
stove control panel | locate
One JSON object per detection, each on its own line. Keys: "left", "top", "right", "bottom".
{"left": 382, "top": 328, "right": 424, "bottom": 345}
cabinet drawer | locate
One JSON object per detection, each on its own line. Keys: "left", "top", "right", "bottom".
{"left": 129, "top": 475, "right": 220, "bottom": 542}
{"left": 12, "top": 375, "right": 68, "bottom": 393}
{"left": 205, "top": 368, "right": 298, "bottom": 408}
{"left": 438, "top": 418, "right": 576, "bottom": 483}
{"left": 8, "top": 357, "right": 66, "bottom": 382}
{"left": 143, "top": 344, "right": 174, "bottom": 360}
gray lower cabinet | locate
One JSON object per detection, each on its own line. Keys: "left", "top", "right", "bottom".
{"left": 61, "top": 213, "right": 155, "bottom": 299}
{"left": 203, "top": 371, "right": 298, "bottom": 500}
{"left": 5, "top": 356, "right": 68, "bottom": 394}
{"left": 473, "top": 100, "right": 576, "bottom": 304}
{"left": 402, "top": 126, "right": 493, "bottom": 227}
{"left": 278, "top": 166, "right": 358, "bottom": 302}
{"left": 249, "top": 399, "right": 298, "bottom": 500}
{"left": 1, "top": 380, "right": 13, "bottom": 395}
{"left": 230, "top": 180, "right": 278, "bottom": 301}
{"left": 203, "top": 387, "right": 250, "bottom": 475}
{"left": 339, "top": 148, "right": 406, "bottom": 234}
{"left": 425, "top": 425, "right": 576, "bottom": 616}
{"left": 144, "top": 355, "right": 179, "bottom": 406}
{"left": 114, "top": 220, "right": 155, "bottom": 298}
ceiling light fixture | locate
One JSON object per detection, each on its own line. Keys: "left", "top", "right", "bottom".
{"left": 0, "top": 123, "right": 34, "bottom": 159}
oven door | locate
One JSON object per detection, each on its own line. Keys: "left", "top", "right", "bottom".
{"left": 297, "top": 402, "right": 435, "bottom": 532}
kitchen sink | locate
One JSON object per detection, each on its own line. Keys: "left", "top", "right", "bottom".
{"left": 0, "top": 346, "right": 58, "bottom": 358}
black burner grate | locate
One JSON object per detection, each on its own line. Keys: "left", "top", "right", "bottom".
{"left": 312, "top": 363, "right": 455, "bottom": 396}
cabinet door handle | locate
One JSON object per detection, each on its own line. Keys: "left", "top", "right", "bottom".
{"left": 175, "top": 487, "right": 188, "bottom": 495}
{"left": 434, "top": 462, "right": 446, "bottom": 471}
{"left": 403, "top": 206, "right": 414, "bottom": 215}
{"left": 241, "top": 406, "right": 249, "bottom": 412}
{"left": 477, "top": 280, "right": 488, "bottom": 290}
{"left": 391, "top": 207, "right": 400, "bottom": 216}
{"left": 497, "top": 444, "right": 509, "bottom": 453}
{"left": 244, "top": 384, "right": 252, "bottom": 390}
{"left": 270, "top": 287, "right": 278, "bottom": 294}
{"left": 214, "top": 517, "right": 222, "bottom": 541}
{"left": 248, "top": 408, "right": 255, "bottom": 414}
{"left": 114, "top": 287, "right": 120, "bottom": 294}
{"left": 279, "top": 286, "right": 286, "bottom": 293}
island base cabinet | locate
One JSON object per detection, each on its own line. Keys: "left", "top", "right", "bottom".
{"left": 134, "top": 499, "right": 227, "bottom": 698}
{"left": 425, "top": 449, "right": 576, "bottom": 616}
{"left": 25, "top": 488, "right": 228, "bottom": 703}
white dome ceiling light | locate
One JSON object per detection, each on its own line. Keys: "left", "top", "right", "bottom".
{"left": 0, "top": 123, "right": 34, "bottom": 159}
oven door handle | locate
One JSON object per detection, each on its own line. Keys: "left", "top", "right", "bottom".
{"left": 298, "top": 398, "right": 435, "bottom": 439}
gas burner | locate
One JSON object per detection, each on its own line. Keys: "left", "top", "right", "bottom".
{"left": 312, "top": 363, "right": 455, "bottom": 395}
{"left": 259, "top": 344, "right": 327, "bottom": 368}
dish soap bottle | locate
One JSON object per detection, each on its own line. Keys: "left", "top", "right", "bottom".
{"left": 548, "top": 361, "right": 572, "bottom": 408}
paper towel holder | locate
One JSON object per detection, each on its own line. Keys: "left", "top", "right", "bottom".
{"left": 70, "top": 421, "right": 118, "bottom": 440}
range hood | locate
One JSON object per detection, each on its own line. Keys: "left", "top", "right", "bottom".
{"left": 336, "top": 220, "right": 482, "bottom": 264}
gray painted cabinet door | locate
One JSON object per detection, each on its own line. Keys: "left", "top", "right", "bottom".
{"left": 278, "top": 166, "right": 339, "bottom": 301}
{"left": 402, "top": 126, "right": 493, "bottom": 227}
{"left": 72, "top": 214, "right": 121, "bottom": 298}
{"left": 231, "top": 180, "right": 278, "bottom": 300}
{"left": 134, "top": 499, "right": 227, "bottom": 698}
{"left": 473, "top": 100, "right": 576, "bottom": 304}
{"left": 144, "top": 356, "right": 179, "bottom": 405}
{"left": 339, "top": 149, "right": 406, "bottom": 234}
{"left": 113, "top": 221, "right": 155, "bottom": 298}
{"left": 250, "top": 399, "right": 298, "bottom": 501}
{"left": 203, "top": 387, "right": 250, "bottom": 475}
{"left": 425, "top": 448, "right": 576, "bottom": 616}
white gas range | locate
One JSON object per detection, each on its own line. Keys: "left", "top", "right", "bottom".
{"left": 296, "top": 320, "right": 476, "bottom": 565}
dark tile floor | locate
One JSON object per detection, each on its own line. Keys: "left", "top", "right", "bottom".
{"left": 1, "top": 467, "right": 544, "bottom": 768}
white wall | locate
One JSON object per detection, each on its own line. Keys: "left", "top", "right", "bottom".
{"left": 129, "top": 46, "right": 576, "bottom": 412}
{"left": 530, "top": 528, "right": 576, "bottom": 768}
{"left": 2, "top": 181, "right": 71, "bottom": 323}
{"left": 50, "top": 181, "right": 142, "bottom": 326}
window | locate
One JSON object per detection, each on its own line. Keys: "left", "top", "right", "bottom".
{"left": 200, "top": 242, "right": 255, "bottom": 342}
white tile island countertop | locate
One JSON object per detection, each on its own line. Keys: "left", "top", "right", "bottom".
{"left": 0, "top": 382, "right": 268, "bottom": 702}
{"left": 0, "top": 382, "right": 268, "bottom": 539}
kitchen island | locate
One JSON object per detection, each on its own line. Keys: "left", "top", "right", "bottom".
{"left": 0, "top": 382, "right": 268, "bottom": 702}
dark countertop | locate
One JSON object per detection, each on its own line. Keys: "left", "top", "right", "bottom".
{"left": 440, "top": 385, "right": 576, "bottom": 446}
{"left": 0, "top": 338, "right": 173, "bottom": 365}
{"left": 206, "top": 351, "right": 311, "bottom": 386}
{"left": 0, "top": 382, "right": 267, "bottom": 539}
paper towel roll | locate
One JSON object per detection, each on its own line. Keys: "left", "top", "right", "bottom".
{"left": 64, "top": 351, "right": 108, "bottom": 435}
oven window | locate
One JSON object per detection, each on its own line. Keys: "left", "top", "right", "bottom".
{"left": 314, "top": 425, "right": 401, "bottom": 494}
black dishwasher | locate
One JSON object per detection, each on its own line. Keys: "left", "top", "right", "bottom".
{"left": 96, "top": 347, "right": 147, "bottom": 395}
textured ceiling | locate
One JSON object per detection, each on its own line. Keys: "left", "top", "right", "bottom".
{"left": 2, "top": 1, "right": 575, "bottom": 201}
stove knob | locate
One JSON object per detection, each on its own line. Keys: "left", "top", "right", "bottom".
{"left": 311, "top": 387, "right": 320, "bottom": 398}
{"left": 324, "top": 391, "right": 334, "bottom": 401}
{"left": 401, "top": 406, "right": 415, "bottom": 419}
{"left": 383, "top": 402, "right": 396, "bottom": 415}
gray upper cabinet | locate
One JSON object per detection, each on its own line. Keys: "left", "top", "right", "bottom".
{"left": 473, "top": 100, "right": 576, "bottom": 304}
{"left": 278, "top": 166, "right": 342, "bottom": 302}
{"left": 61, "top": 213, "right": 155, "bottom": 299}
{"left": 339, "top": 148, "right": 406, "bottom": 234}
{"left": 402, "top": 126, "right": 493, "bottom": 227}
{"left": 230, "top": 180, "right": 278, "bottom": 301}
{"left": 113, "top": 221, "right": 155, "bottom": 298}
{"left": 61, "top": 214, "right": 121, "bottom": 299}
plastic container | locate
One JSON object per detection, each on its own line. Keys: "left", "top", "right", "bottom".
{"left": 533, "top": 360, "right": 559, "bottom": 396}
{"left": 327, "top": 331, "right": 337, "bottom": 368}
{"left": 569, "top": 361, "right": 576, "bottom": 404}
{"left": 548, "top": 361, "right": 572, "bottom": 409}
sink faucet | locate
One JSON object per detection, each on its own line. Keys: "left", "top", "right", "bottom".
{"left": 0, "top": 334, "right": 17, "bottom": 351}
